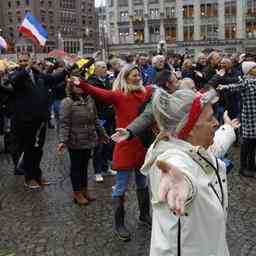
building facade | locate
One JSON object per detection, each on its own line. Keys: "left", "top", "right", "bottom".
{"left": 96, "top": 5, "right": 108, "bottom": 60}
{"left": 106, "top": 0, "right": 256, "bottom": 56}
{"left": 0, "top": 0, "right": 97, "bottom": 54}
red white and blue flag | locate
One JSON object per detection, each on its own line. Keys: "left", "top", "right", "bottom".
{"left": 18, "top": 12, "right": 48, "bottom": 47}
{"left": 0, "top": 36, "right": 8, "bottom": 50}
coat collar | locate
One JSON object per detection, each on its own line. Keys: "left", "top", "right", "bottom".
{"left": 155, "top": 134, "right": 217, "bottom": 176}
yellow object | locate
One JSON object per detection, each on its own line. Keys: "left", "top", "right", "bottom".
{"left": 75, "top": 58, "right": 95, "bottom": 79}
{"left": 0, "top": 60, "right": 7, "bottom": 72}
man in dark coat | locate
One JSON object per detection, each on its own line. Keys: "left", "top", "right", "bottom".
{"left": 87, "top": 61, "right": 115, "bottom": 182}
{"left": 10, "top": 52, "right": 69, "bottom": 188}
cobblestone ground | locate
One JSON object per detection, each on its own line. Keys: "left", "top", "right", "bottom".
{"left": 0, "top": 130, "right": 256, "bottom": 256}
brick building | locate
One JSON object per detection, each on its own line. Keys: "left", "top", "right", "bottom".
{"left": 0, "top": 0, "right": 98, "bottom": 54}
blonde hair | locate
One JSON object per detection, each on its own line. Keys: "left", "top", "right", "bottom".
{"left": 182, "top": 58, "right": 193, "bottom": 70}
{"left": 112, "top": 64, "right": 145, "bottom": 95}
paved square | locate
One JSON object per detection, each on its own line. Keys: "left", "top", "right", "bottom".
{"left": 0, "top": 131, "right": 255, "bottom": 255}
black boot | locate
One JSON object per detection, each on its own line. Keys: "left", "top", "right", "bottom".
{"left": 136, "top": 187, "right": 152, "bottom": 228}
{"left": 113, "top": 196, "right": 131, "bottom": 241}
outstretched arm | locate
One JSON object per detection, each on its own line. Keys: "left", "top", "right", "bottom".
{"left": 74, "top": 78, "right": 119, "bottom": 106}
{"left": 155, "top": 160, "right": 195, "bottom": 216}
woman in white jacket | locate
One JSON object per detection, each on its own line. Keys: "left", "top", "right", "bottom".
{"left": 140, "top": 89, "right": 240, "bottom": 256}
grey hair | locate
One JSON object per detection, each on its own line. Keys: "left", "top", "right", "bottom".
{"left": 152, "top": 55, "right": 165, "bottom": 66}
{"left": 109, "top": 58, "right": 121, "bottom": 66}
{"left": 94, "top": 61, "right": 107, "bottom": 68}
{"left": 179, "top": 78, "right": 196, "bottom": 91}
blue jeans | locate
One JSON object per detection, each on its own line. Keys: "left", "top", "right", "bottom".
{"left": 112, "top": 170, "right": 147, "bottom": 197}
{"left": 93, "top": 143, "right": 109, "bottom": 174}
{"left": 53, "top": 100, "right": 61, "bottom": 136}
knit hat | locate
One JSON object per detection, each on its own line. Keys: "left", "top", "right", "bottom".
{"left": 242, "top": 61, "right": 256, "bottom": 75}
{"left": 152, "top": 88, "right": 218, "bottom": 139}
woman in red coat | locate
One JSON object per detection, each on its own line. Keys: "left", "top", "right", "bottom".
{"left": 73, "top": 64, "right": 152, "bottom": 241}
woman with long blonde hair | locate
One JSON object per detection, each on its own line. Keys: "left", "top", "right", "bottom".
{"left": 73, "top": 64, "right": 153, "bottom": 241}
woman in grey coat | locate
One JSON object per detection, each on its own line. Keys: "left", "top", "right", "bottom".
{"left": 58, "top": 79, "right": 108, "bottom": 205}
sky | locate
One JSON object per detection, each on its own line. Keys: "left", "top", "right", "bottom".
{"left": 95, "top": 0, "right": 105, "bottom": 7}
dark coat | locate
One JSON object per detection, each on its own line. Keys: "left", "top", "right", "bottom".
{"left": 87, "top": 74, "right": 114, "bottom": 120}
{"left": 9, "top": 68, "right": 67, "bottom": 123}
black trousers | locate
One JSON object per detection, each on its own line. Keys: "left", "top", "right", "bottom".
{"left": 240, "top": 138, "right": 256, "bottom": 171}
{"left": 11, "top": 119, "right": 46, "bottom": 181}
{"left": 68, "top": 148, "right": 92, "bottom": 192}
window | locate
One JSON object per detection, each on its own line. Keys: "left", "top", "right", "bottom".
{"left": 8, "top": 1, "right": 11, "bottom": 8}
{"left": 200, "top": 24, "right": 218, "bottom": 40}
{"left": 247, "top": 0, "right": 256, "bottom": 15}
{"left": 166, "top": 7, "right": 175, "bottom": 18}
{"left": 16, "top": 1, "right": 20, "bottom": 6}
{"left": 184, "top": 25, "right": 194, "bottom": 41}
{"left": 120, "top": 11, "right": 128, "bottom": 22}
{"left": 246, "top": 21, "right": 256, "bottom": 38}
{"left": 201, "top": 3, "right": 218, "bottom": 17}
{"left": 183, "top": 5, "right": 194, "bottom": 18}
{"left": 149, "top": 26, "right": 160, "bottom": 43}
{"left": 225, "top": 1, "right": 236, "bottom": 16}
{"left": 225, "top": 23, "right": 236, "bottom": 39}
{"left": 26, "top": 0, "right": 30, "bottom": 5}
{"left": 109, "top": 0, "right": 113, "bottom": 7}
{"left": 165, "top": 26, "right": 176, "bottom": 42}
{"left": 149, "top": 8, "right": 159, "bottom": 19}
{"left": 119, "top": 27, "right": 129, "bottom": 44}
{"left": 134, "top": 29, "right": 144, "bottom": 43}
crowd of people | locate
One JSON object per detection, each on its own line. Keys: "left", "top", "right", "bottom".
{"left": 1, "top": 48, "right": 256, "bottom": 255}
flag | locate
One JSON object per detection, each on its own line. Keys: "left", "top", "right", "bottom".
{"left": 0, "top": 36, "right": 8, "bottom": 50}
{"left": 18, "top": 12, "right": 48, "bottom": 47}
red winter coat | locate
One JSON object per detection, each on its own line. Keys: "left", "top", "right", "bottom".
{"left": 79, "top": 80, "right": 153, "bottom": 171}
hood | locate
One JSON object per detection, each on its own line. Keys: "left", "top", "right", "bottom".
{"left": 140, "top": 133, "right": 195, "bottom": 176}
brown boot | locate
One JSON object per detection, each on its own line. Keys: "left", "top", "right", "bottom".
{"left": 82, "top": 187, "right": 96, "bottom": 202}
{"left": 73, "top": 192, "right": 89, "bottom": 205}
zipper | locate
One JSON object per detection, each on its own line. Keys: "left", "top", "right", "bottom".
{"left": 197, "top": 152, "right": 224, "bottom": 208}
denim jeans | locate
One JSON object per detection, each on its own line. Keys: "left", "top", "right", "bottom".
{"left": 53, "top": 100, "right": 61, "bottom": 136}
{"left": 112, "top": 170, "right": 147, "bottom": 197}
{"left": 93, "top": 143, "right": 109, "bottom": 174}
{"left": 68, "top": 148, "right": 91, "bottom": 192}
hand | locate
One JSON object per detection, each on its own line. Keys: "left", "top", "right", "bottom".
{"left": 194, "top": 70, "right": 203, "bottom": 78}
{"left": 223, "top": 111, "right": 241, "bottom": 129}
{"left": 216, "top": 69, "right": 225, "bottom": 77}
{"left": 216, "top": 84, "right": 227, "bottom": 91}
{"left": 92, "top": 50, "right": 101, "bottom": 59}
{"left": 156, "top": 160, "right": 190, "bottom": 216}
{"left": 101, "top": 134, "right": 110, "bottom": 144}
{"left": 57, "top": 143, "right": 65, "bottom": 152}
{"left": 111, "top": 128, "right": 130, "bottom": 143}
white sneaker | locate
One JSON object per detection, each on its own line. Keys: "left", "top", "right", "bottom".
{"left": 107, "top": 169, "right": 117, "bottom": 176}
{"left": 95, "top": 174, "right": 104, "bottom": 183}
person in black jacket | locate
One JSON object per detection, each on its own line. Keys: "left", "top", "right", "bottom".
{"left": 10, "top": 51, "right": 69, "bottom": 189}
{"left": 87, "top": 61, "right": 115, "bottom": 182}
